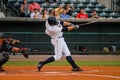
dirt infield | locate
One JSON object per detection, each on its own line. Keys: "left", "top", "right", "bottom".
{"left": 0, "top": 55, "right": 120, "bottom": 80}
{"left": 0, "top": 66, "right": 120, "bottom": 80}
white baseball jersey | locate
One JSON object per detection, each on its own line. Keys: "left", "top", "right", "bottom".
{"left": 45, "top": 20, "right": 71, "bottom": 60}
{"left": 45, "top": 20, "right": 63, "bottom": 39}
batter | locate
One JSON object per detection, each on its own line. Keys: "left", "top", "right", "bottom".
{"left": 37, "top": 16, "right": 83, "bottom": 71}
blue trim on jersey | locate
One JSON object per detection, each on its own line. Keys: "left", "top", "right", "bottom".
{"left": 60, "top": 21, "right": 64, "bottom": 26}
{"left": 62, "top": 27, "right": 68, "bottom": 32}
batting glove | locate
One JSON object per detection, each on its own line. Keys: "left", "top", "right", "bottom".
{"left": 74, "top": 25, "right": 79, "bottom": 30}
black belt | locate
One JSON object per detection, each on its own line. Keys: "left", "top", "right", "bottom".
{"left": 52, "top": 36, "right": 63, "bottom": 39}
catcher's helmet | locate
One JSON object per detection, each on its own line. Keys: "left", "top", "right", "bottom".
{"left": 48, "top": 16, "right": 59, "bottom": 25}
{"left": 0, "top": 33, "right": 7, "bottom": 38}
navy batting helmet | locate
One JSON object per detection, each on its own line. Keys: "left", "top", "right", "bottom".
{"left": 47, "top": 16, "right": 59, "bottom": 25}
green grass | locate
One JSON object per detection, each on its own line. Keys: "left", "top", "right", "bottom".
{"left": 4, "top": 60, "right": 120, "bottom": 66}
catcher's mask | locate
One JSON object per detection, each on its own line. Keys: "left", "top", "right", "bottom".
{"left": 48, "top": 16, "right": 59, "bottom": 25}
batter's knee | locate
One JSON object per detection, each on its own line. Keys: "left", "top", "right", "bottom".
{"left": 65, "top": 54, "right": 71, "bottom": 57}
{"left": 54, "top": 55, "right": 62, "bottom": 61}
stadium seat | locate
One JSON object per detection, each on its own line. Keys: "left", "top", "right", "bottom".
{"left": 39, "top": 0, "right": 45, "bottom": 4}
{"left": 87, "top": 13, "right": 92, "bottom": 18}
{"left": 90, "top": 0, "right": 98, "bottom": 4}
{"left": 96, "top": 3, "right": 105, "bottom": 9}
{"left": 84, "top": 8, "right": 93, "bottom": 13}
{"left": 50, "top": 4, "right": 59, "bottom": 8}
{"left": 8, "top": 0, "right": 17, "bottom": 3}
{"left": 17, "top": 0, "right": 23, "bottom": 3}
{"left": 70, "top": 3, "right": 74, "bottom": 6}
{"left": 56, "top": 0, "right": 62, "bottom": 4}
{"left": 72, "top": 12, "right": 77, "bottom": 17}
{"left": 71, "top": 0, "right": 80, "bottom": 4}
{"left": 13, "top": 3, "right": 21, "bottom": 10}
{"left": 47, "top": 8, "right": 53, "bottom": 12}
{"left": 100, "top": 12, "right": 110, "bottom": 18}
{"left": 73, "top": 4, "right": 78, "bottom": 8}
{"left": 75, "top": 8, "right": 80, "bottom": 12}
{"left": 82, "top": 0, "right": 90, "bottom": 4}
{"left": 16, "top": 0, "right": 32, "bottom": 4}
{"left": 103, "top": 8, "right": 113, "bottom": 13}
{"left": 93, "top": 8, "right": 103, "bottom": 13}
{"left": 61, "top": 0, "right": 71, "bottom": 4}
{"left": 77, "top": 3, "right": 87, "bottom": 8}
{"left": 41, "top": 3, "right": 51, "bottom": 8}
{"left": 8, "top": 0, "right": 17, "bottom": 5}
{"left": 31, "top": 0, "right": 40, "bottom": 3}
{"left": 26, "top": 0, "right": 32, "bottom": 3}
{"left": 110, "top": 12, "right": 120, "bottom": 18}
{"left": 116, "top": 0, "right": 120, "bottom": 6}
{"left": 87, "top": 3, "right": 96, "bottom": 9}
{"left": 117, "top": 17, "right": 120, "bottom": 18}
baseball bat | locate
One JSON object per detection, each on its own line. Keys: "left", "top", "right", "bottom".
{"left": 78, "top": 20, "right": 100, "bottom": 27}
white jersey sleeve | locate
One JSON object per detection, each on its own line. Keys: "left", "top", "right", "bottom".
{"left": 45, "top": 20, "right": 63, "bottom": 38}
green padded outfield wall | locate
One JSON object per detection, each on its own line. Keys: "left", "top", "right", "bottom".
{"left": 0, "top": 18, "right": 120, "bottom": 54}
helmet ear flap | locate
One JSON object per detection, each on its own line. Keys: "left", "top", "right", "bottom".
{"left": 47, "top": 16, "right": 58, "bottom": 25}
{"left": 48, "top": 20, "right": 56, "bottom": 25}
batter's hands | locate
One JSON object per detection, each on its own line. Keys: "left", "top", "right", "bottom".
{"left": 74, "top": 25, "right": 79, "bottom": 30}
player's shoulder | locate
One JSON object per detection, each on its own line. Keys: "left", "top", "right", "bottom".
{"left": 45, "top": 20, "right": 50, "bottom": 27}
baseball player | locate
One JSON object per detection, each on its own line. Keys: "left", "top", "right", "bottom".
{"left": 0, "top": 33, "right": 28, "bottom": 71}
{"left": 7, "top": 35, "right": 20, "bottom": 55}
{"left": 7, "top": 35, "right": 20, "bottom": 46}
{"left": 37, "top": 16, "right": 83, "bottom": 71}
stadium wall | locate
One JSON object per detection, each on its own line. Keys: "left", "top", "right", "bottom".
{"left": 0, "top": 18, "right": 120, "bottom": 54}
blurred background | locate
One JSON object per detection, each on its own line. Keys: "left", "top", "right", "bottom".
{"left": 0, "top": 0, "right": 120, "bottom": 55}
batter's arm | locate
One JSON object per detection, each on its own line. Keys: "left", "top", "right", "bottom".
{"left": 62, "top": 21, "right": 78, "bottom": 31}
{"left": 63, "top": 21, "right": 72, "bottom": 27}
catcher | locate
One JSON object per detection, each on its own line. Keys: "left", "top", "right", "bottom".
{"left": 7, "top": 35, "right": 20, "bottom": 55}
{"left": 7, "top": 35, "right": 20, "bottom": 46}
{"left": 0, "top": 33, "right": 28, "bottom": 71}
